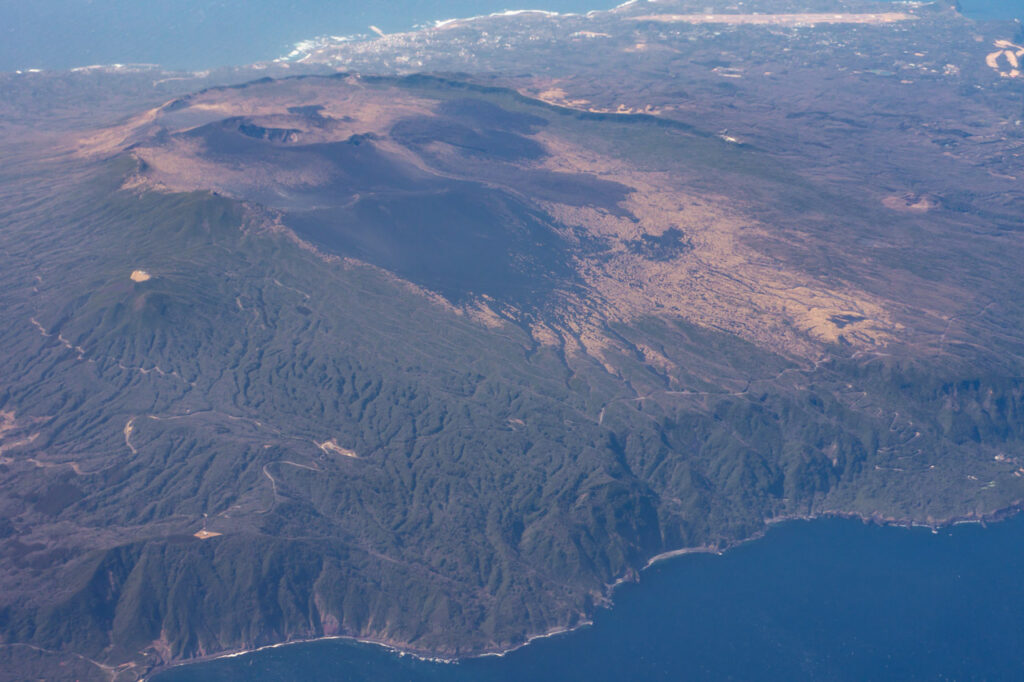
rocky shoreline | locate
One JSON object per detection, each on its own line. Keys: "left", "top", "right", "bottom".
{"left": 148, "top": 500, "right": 1024, "bottom": 679}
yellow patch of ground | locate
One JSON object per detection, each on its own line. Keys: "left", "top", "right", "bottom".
{"left": 796, "top": 306, "right": 883, "bottom": 345}
{"left": 465, "top": 298, "right": 508, "bottom": 329}
{"left": 528, "top": 83, "right": 665, "bottom": 116}
{"left": 318, "top": 439, "right": 358, "bottom": 458}
{"left": 0, "top": 410, "right": 48, "bottom": 466}
{"left": 986, "top": 40, "right": 1024, "bottom": 78}
{"left": 882, "top": 194, "right": 934, "bottom": 213}
{"left": 531, "top": 132, "right": 902, "bottom": 361}
{"left": 75, "top": 105, "right": 162, "bottom": 156}
{"left": 536, "top": 87, "right": 592, "bottom": 109}
{"left": 194, "top": 530, "right": 222, "bottom": 540}
{"left": 0, "top": 410, "right": 17, "bottom": 438}
{"left": 131, "top": 136, "right": 335, "bottom": 197}
{"left": 125, "top": 81, "right": 439, "bottom": 198}
{"left": 92, "top": 79, "right": 902, "bottom": 368}
{"left": 130, "top": 270, "right": 152, "bottom": 282}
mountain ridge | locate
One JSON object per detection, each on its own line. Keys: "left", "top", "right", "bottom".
{"left": 2, "top": 2, "right": 1024, "bottom": 679}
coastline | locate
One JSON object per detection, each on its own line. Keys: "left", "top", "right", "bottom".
{"left": 147, "top": 499, "right": 1024, "bottom": 680}
{"left": 144, "top": 622, "right": 591, "bottom": 680}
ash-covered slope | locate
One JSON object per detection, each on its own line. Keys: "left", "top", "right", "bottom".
{"left": 1, "top": 3, "right": 1023, "bottom": 680}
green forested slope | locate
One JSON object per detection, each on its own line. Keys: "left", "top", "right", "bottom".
{"left": 0, "top": 73, "right": 1022, "bottom": 681}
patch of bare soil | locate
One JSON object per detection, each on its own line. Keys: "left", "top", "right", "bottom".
{"left": 194, "top": 530, "right": 223, "bottom": 540}
{"left": 318, "top": 439, "right": 358, "bottom": 458}
{"left": 79, "top": 78, "right": 902, "bottom": 369}
{"left": 533, "top": 133, "right": 901, "bottom": 362}
{"left": 883, "top": 194, "right": 935, "bottom": 213}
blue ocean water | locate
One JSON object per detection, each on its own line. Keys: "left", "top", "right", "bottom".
{"left": 2, "top": 1, "right": 1020, "bottom": 73}
{"left": 0, "top": 0, "right": 622, "bottom": 73}
{"left": 957, "top": 0, "right": 1024, "bottom": 20}
{"left": 156, "top": 514, "right": 1024, "bottom": 682}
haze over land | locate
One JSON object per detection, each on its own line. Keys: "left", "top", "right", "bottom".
{"left": 2, "top": 0, "right": 1018, "bottom": 72}
{"left": 0, "top": 0, "right": 623, "bottom": 72}
{"left": 1, "top": 1, "right": 1024, "bottom": 680}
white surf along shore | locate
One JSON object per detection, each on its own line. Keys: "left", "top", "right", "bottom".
{"left": 276, "top": 0, "right": 641, "bottom": 63}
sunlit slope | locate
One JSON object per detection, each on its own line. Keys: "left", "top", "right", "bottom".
{"left": 0, "top": 75, "right": 1022, "bottom": 679}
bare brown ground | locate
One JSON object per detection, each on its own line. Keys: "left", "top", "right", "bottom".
{"left": 318, "top": 439, "right": 358, "bottom": 458}
{"left": 0, "top": 410, "right": 17, "bottom": 439}
{"left": 88, "top": 80, "right": 901, "bottom": 369}
{"left": 194, "top": 530, "right": 223, "bottom": 540}
{"left": 883, "top": 194, "right": 935, "bottom": 213}
{"left": 0, "top": 410, "right": 46, "bottom": 458}
{"left": 123, "top": 418, "right": 137, "bottom": 455}
{"left": 533, "top": 83, "right": 667, "bottom": 115}
{"left": 986, "top": 40, "right": 1024, "bottom": 79}
{"left": 534, "top": 132, "right": 900, "bottom": 362}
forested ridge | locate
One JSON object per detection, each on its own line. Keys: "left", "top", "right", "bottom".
{"left": 0, "top": 63, "right": 1022, "bottom": 681}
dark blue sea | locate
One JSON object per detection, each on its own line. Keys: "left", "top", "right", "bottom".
{"left": 1, "top": 1, "right": 1020, "bottom": 73}
{"left": 155, "top": 514, "right": 1024, "bottom": 682}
